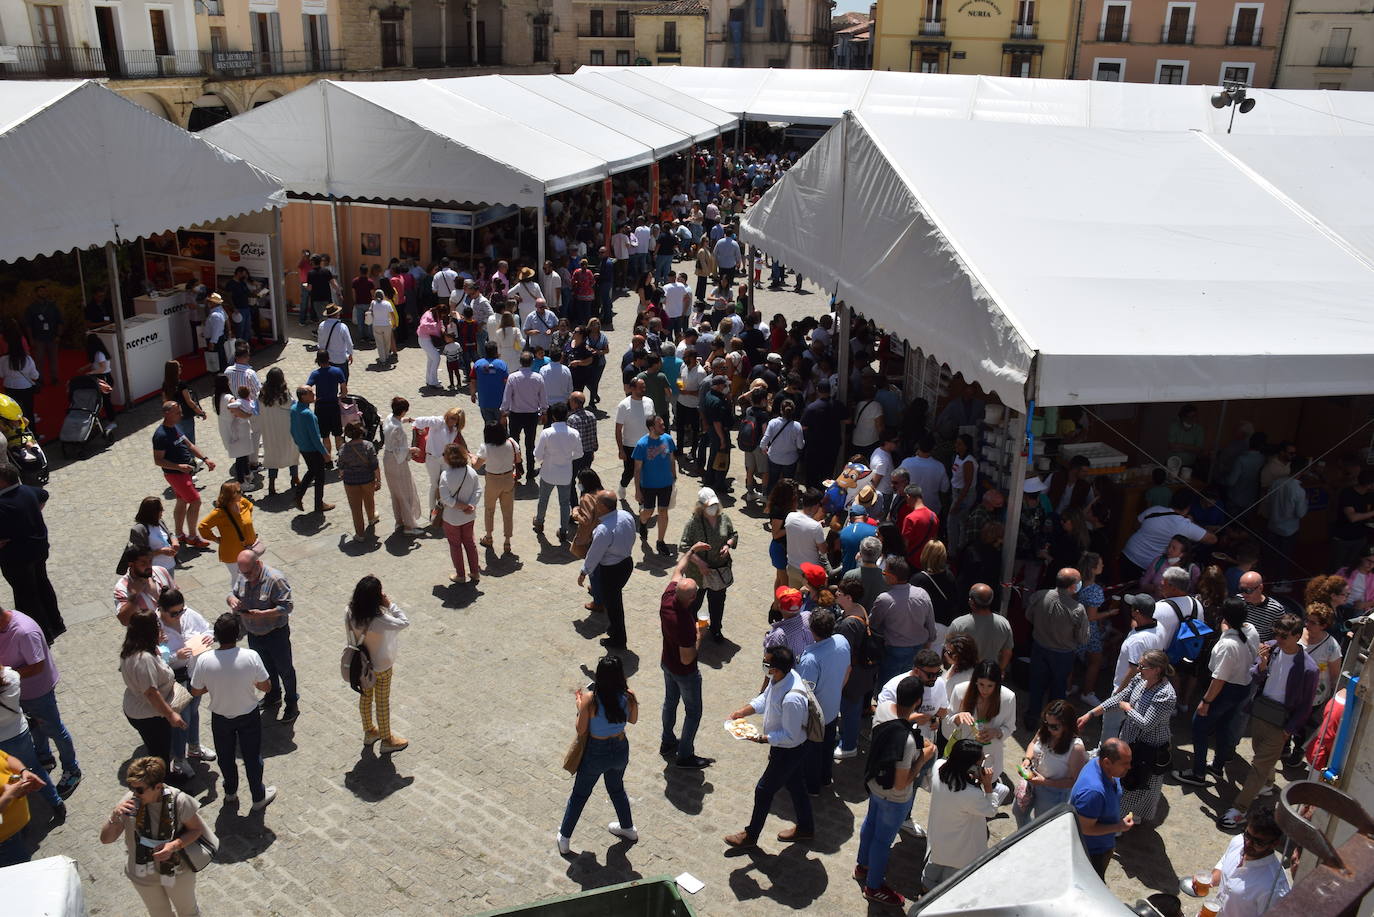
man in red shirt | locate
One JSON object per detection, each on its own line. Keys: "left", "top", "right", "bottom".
{"left": 660, "top": 542, "right": 712, "bottom": 770}
{"left": 570, "top": 258, "right": 597, "bottom": 329}
{"left": 900, "top": 484, "right": 940, "bottom": 572}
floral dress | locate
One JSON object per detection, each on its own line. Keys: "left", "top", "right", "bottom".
{"left": 1077, "top": 582, "right": 1106, "bottom": 656}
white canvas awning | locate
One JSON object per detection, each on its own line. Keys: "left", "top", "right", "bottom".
{"left": 0, "top": 81, "right": 285, "bottom": 263}
{"left": 601, "top": 65, "right": 1374, "bottom": 134}
{"left": 741, "top": 111, "right": 1374, "bottom": 411}
{"left": 202, "top": 77, "right": 736, "bottom": 208}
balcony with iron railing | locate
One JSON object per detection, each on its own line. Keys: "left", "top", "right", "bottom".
{"left": 576, "top": 26, "right": 634, "bottom": 37}
{"left": 412, "top": 45, "right": 504, "bottom": 68}
{"left": 1160, "top": 24, "right": 1194, "bottom": 43}
{"left": 1226, "top": 25, "right": 1262, "bottom": 45}
{"left": 921, "top": 20, "right": 945, "bottom": 36}
{"left": 1009, "top": 21, "right": 1037, "bottom": 38}
{"left": 1319, "top": 45, "right": 1356, "bottom": 66}
{"left": 0, "top": 46, "right": 345, "bottom": 80}
{"left": 194, "top": 0, "right": 224, "bottom": 14}
{"left": 656, "top": 36, "right": 680, "bottom": 52}
{"left": 1096, "top": 22, "right": 1130, "bottom": 41}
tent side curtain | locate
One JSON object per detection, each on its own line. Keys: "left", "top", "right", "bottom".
{"left": 741, "top": 113, "right": 1034, "bottom": 412}
{"left": 1, "top": 81, "right": 285, "bottom": 263}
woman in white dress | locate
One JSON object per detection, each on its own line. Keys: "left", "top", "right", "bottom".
{"left": 257, "top": 368, "right": 299, "bottom": 496}
{"left": 381, "top": 397, "right": 425, "bottom": 536}
{"left": 213, "top": 376, "right": 254, "bottom": 484}
{"left": 492, "top": 310, "right": 524, "bottom": 368}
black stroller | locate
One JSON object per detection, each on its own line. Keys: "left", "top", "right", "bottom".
{"left": 59, "top": 375, "right": 111, "bottom": 459}
{"left": 341, "top": 394, "right": 383, "bottom": 448}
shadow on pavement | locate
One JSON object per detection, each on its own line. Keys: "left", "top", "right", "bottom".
{"left": 343, "top": 746, "right": 415, "bottom": 802}
{"left": 726, "top": 844, "right": 829, "bottom": 908}
{"left": 562, "top": 837, "right": 643, "bottom": 890}
{"left": 212, "top": 802, "right": 278, "bottom": 861}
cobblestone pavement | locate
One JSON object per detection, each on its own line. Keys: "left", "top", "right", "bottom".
{"left": 19, "top": 278, "right": 1272, "bottom": 915}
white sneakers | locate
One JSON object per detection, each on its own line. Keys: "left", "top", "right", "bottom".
{"left": 556, "top": 833, "right": 572, "bottom": 855}
{"left": 833, "top": 748, "right": 858, "bottom": 760}
{"left": 608, "top": 821, "right": 638, "bottom": 842}
{"left": 250, "top": 786, "right": 278, "bottom": 812}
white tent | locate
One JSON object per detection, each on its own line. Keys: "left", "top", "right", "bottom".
{"left": 561, "top": 68, "right": 739, "bottom": 142}
{"left": 201, "top": 77, "right": 736, "bottom": 208}
{"left": 599, "top": 65, "right": 1374, "bottom": 134}
{"left": 0, "top": 81, "right": 285, "bottom": 263}
{"left": 740, "top": 111, "right": 1374, "bottom": 412}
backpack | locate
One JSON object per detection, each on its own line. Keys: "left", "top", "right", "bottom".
{"left": 737, "top": 411, "right": 761, "bottom": 452}
{"left": 790, "top": 678, "right": 827, "bottom": 743}
{"left": 864, "top": 718, "right": 917, "bottom": 790}
{"left": 1166, "top": 595, "right": 1213, "bottom": 665}
{"left": 341, "top": 620, "right": 375, "bottom": 694}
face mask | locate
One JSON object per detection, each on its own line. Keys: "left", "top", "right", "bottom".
{"left": 1072, "top": 581, "right": 1082, "bottom": 594}
{"left": 705, "top": 505, "right": 720, "bottom": 517}
{"left": 1166, "top": 556, "right": 1181, "bottom": 566}
{"left": 1181, "top": 421, "right": 1194, "bottom": 430}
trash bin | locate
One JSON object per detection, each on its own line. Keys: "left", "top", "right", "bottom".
{"left": 472, "top": 876, "right": 697, "bottom": 917}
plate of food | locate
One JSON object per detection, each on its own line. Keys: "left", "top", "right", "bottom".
{"left": 724, "top": 718, "right": 761, "bottom": 741}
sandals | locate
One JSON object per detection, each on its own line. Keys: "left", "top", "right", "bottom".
{"left": 480, "top": 535, "right": 494, "bottom": 547}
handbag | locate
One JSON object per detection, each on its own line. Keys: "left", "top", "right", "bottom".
{"left": 173, "top": 788, "right": 218, "bottom": 872}
{"left": 562, "top": 730, "right": 588, "bottom": 775}
{"left": 1123, "top": 740, "right": 1171, "bottom": 791}
{"left": 1251, "top": 694, "right": 1290, "bottom": 728}
{"left": 341, "top": 620, "right": 375, "bottom": 694}
{"left": 249, "top": 538, "right": 266, "bottom": 557}
{"left": 711, "top": 447, "right": 732, "bottom": 473}
{"left": 412, "top": 427, "right": 428, "bottom": 464}
{"left": 169, "top": 681, "right": 194, "bottom": 713}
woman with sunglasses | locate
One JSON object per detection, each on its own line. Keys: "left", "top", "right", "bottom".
{"left": 157, "top": 590, "right": 214, "bottom": 781}
{"left": 1284, "top": 603, "right": 1343, "bottom": 767}
{"left": 99, "top": 755, "right": 212, "bottom": 916}
{"left": 947, "top": 661, "right": 1016, "bottom": 782}
{"left": 1078, "top": 648, "right": 1177, "bottom": 825}
{"left": 1013, "top": 699, "right": 1087, "bottom": 828}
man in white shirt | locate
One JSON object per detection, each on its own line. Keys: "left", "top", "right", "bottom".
{"left": 500, "top": 352, "right": 547, "bottom": 482}
{"left": 874, "top": 648, "right": 947, "bottom": 836}
{"left": 783, "top": 489, "right": 827, "bottom": 588}
{"left": 1174, "top": 599, "right": 1257, "bottom": 787}
{"left": 1181, "top": 805, "right": 1290, "bottom": 917}
{"left": 1153, "top": 565, "right": 1200, "bottom": 649}
{"left": 633, "top": 221, "right": 653, "bottom": 281}
{"left": 539, "top": 350, "right": 573, "bottom": 411}
{"left": 675, "top": 350, "right": 708, "bottom": 468}
{"left": 661, "top": 273, "right": 692, "bottom": 336}
{"left": 614, "top": 377, "right": 651, "bottom": 500}
{"left": 868, "top": 431, "right": 899, "bottom": 516}
{"left": 1100, "top": 594, "right": 1161, "bottom": 745}
{"left": 611, "top": 228, "right": 631, "bottom": 289}
{"left": 532, "top": 403, "right": 583, "bottom": 541}
{"left": 224, "top": 342, "right": 263, "bottom": 459}
{"left": 724, "top": 644, "right": 815, "bottom": 847}
{"left": 431, "top": 258, "right": 460, "bottom": 302}
{"left": 316, "top": 305, "right": 354, "bottom": 381}
{"left": 1121, "top": 491, "right": 1217, "bottom": 583}
{"left": 189, "top": 612, "right": 277, "bottom": 811}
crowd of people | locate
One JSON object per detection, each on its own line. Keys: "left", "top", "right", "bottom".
{"left": 0, "top": 150, "right": 1353, "bottom": 915}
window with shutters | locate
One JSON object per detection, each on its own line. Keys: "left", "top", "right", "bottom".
{"left": 1099, "top": 3, "right": 1128, "bottom": 41}
{"left": 1093, "top": 58, "right": 1124, "bottom": 80}
{"left": 590, "top": 10, "right": 604, "bottom": 36}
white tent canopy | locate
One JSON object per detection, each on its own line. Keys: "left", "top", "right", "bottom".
{"left": 741, "top": 111, "right": 1374, "bottom": 411}
{"left": 600, "top": 66, "right": 1374, "bottom": 134}
{"left": 202, "top": 77, "right": 736, "bottom": 208}
{"left": 0, "top": 81, "right": 285, "bottom": 263}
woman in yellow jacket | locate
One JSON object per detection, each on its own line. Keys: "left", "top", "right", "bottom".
{"left": 196, "top": 481, "right": 258, "bottom": 584}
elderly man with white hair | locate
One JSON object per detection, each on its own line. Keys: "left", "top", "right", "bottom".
{"left": 1153, "top": 565, "right": 1202, "bottom": 649}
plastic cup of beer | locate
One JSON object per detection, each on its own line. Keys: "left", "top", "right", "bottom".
{"left": 1198, "top": 903, "right": 1219, "bottom": 917}
{"left": 696, "top": 609, "right": 709, "bottom": 633}
{"left": 1191, "top": 873, "right": 1212, "bottom": 897}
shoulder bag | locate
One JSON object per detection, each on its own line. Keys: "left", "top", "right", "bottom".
{"left": 173, "top": 788, "right": 218, "bottom": 872}
{"left": 340, "top": 619, "right": 375, "bottom": 694}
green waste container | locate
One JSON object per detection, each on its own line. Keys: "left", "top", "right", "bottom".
{"left": 472, "top": 876, "right": 697, "bottom": 917}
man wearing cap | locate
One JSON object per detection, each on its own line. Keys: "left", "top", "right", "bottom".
{"left": 870, "top": 557, "right": 937, "bottom": 683}
{"left": 1024, "top": 568, "right": 1090, "bottom": 729}
{"left": 839, "top": 491, "right": 879, "bottom": 574}
{"left": 660, "top": 542, "right": 713, "bottom": 770}
{"left": 701, "top": 374, "right": 734, "bottom": 493}
{"left": 509, "top": 266, "right": 543, "bottom": 322}
{"left": 749, "top": 353, "right": 783, "bottom": 394}
{"left": 316, "top": 304, "right": 354, "bottom": 382}
{"left": 578, "top": 491, "right": 638, "bottom": 650}
{"left": 1016, "top": 475, "right": 1054, "bottom": 588}
{"left": 765, "top": 586, "right": 813, "bottom": 658}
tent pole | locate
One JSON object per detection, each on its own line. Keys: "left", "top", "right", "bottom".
{"left": 1211, "top": 400, "right": 1229, "bottom": 483}
{"left": 270, "top": 208, "right": 287, "bottom": 342}
{"left": 329, "top": 199, "right": 342, "bottom": 275}
{"left": 106, "top": 242, "right": 132, "bottom": 407}
{"left": 650, "top": 162, "right": 661, "bottom": 218}
{"left": 836, "top": 299, "right": 851, "bottom": 404}
{"left": 603, "top": 178, "right": 613, "bottom": 255}
{"left": 1000, "top": 358, "right": 1038, "bottom": 615}
{"left": 536, "top": 204, "right": 546, "bottom": 286}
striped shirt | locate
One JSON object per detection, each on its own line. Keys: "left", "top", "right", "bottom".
{"left": 567, "top": 408, "right": 598, "bottom": 456}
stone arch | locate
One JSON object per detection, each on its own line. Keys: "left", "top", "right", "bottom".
{"left": 122, "top": 90, "right": 176, "bottom": 123}
{"left": 249, "top": 84, "right": 287, "bottom": 109}
{"left": 186, "top": 92, "right": 235, "bottom": 132}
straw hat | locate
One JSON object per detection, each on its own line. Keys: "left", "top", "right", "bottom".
{"left": 206, "top": 292, "right": 223, "bottom": 304}
{"left": 517, "top": 266, "right": 536, "bottom": 281}
{"left": 324, "top": 303, "right": 342, "bottom": 317}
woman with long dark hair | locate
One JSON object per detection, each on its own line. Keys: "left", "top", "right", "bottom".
{"left": 2, "top": 327, "right": 39, "bottom": 425}
{"left": 947, "top": 660, "right": 1017, "bottom": 779}
{"left": 558, "top": 654, "right": 638, "bottom": 854}
{"left": 765, "top": 478, "right": 798, "bottom": 594}
{"left": 119, "top": 610, "right": 185, "bottom": 767}
{"left": 257, "top": 367, "right": 299, "bottom": 496}
{"left": 1013, "top": 699, "right": 1087, "bottom": 827}
{"left": 130, "top": 497, "right": 179, "bottom": 578}
{"left": 346, "top": 575, "right": 410, "bottom": 753}
{"left": 923, "top": 738, "right": 1000, "bottom": 890}
{"left": 473, "top": 420, "right": 519, "bottom": 552}
{"left": 161, "top": 360, "right": 204, "bottom": 444}
{"left": 78, "top": 332, "right": 116, "bottom": 422}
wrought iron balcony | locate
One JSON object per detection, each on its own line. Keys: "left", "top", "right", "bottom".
{"left": 1160, "top": 24, "right": 1194, "bottom": 44}
{"left": 1096, "top": 22, "right": 1129, "bottom": 41}
{"left": 1227, "top": 25, "right": 1262, "bottom": 45}
{"left": 1010, "top": 21, "right": 1037, "bottom": 39}
{"left": 0, "top": 46, "right": 345, "bottom": 80}
{"left": 1319, "top": 45, "right": 1355, "bottom": 66}
{"left": 411, "top": 45, "right": 504, "bottom": 67}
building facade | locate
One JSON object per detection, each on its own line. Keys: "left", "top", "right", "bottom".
{"left": 1075, "top": 0, "right": 1285, "bottom": 84}
{"left": 1274, "top": 0, "right": 1372, "bottom": 89}
{"left": 702, "top": 0, "right": 833, "bottom": 68}
{"left": 339, "top": 0, "right": 553, "bottom": 72}
{"left": 0, "top": 0, "right": 344, "bottom": 128}
{"left": 873, "top": 0, "right": 1080, "bottom": 78}
{"left": 632, "top": 0, "right": 707, "bottom": 65}
{"left": 832, "top": 10, "right": 872, "bottom": 67}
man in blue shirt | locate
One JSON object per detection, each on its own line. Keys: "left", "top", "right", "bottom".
{"left": 469, "top": 342, "right": 509, "bottom": 426}
{"left": 1071, "top": 737, "right": 1135, "bottom": 877}
{"left": 305, "top": 351, "right": 347, "bottom": 463}
{"left": 632, "top": 414, "right": 677, "bottom": 556}
{"left": 577, "top": 492, "right": 638, "bottom": 650}
{"left": 796, "top": 609, "right": 850, "bottom": 796}
{"left": 838, "top": 500, "right": 879, "bottom": 573}
{"left": 289, "top": 388, "right": 334, "bottom": 514}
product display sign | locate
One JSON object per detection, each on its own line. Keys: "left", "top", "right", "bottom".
{"left": 215, "top": 231, "right": 271, "bottom": 277}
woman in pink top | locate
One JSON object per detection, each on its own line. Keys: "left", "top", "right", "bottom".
{"left": 417, "top": 303, "right": 448, "bottom": 390}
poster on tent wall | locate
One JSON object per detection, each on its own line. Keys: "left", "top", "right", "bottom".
{"left": 214, "top": 232, "right": 271, "bottom": 277}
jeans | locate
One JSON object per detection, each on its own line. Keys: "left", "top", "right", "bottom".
{"left": 688, "top": 586, "right": 727, "bottom": 635}
{"left": 237, "top": 307, "right": 253, "bottom": 341}
{"left": 879, "top": 644, "right": 918, "bottom": 686}
{"left": 1013, "top": 784, "right": 1071, "bottom": 829}
{"left": 655, "top": 254, "right": 674, "bottom": 282}
{"left": 560, "top": 734, "right": 632, "bottom": 838}
{"left": 247, "top": 625, "right": 298, "bottom": 704}
{"left": 599, "top": 557, "right": 633, "bottom": 646}
{"left": 295, "top": 451, "right": 327, "bottom": 508}
{"left": 170, "top": 672, "right": 202, "bottom": 760}
{"left": 1027, "top": 642, "right": 1075, "bottom": 725}
{"left": 766, "top": 460, "right": 797, "bottom": 496}
{"left": 1187, "top": 680, "right": 1251, "bottom": 776}
{"left": 353, "top": 304, "right": 373, "bottom": 342}
{"left": 20, "top": 688, "right": 78, "bottom": 774}
{"left": 804, "top": 718, "right": 839, "bottom": 793}
{"left": 507, "top": 412, "right": 539, "bottom": 473}
{"left": 857, "top": 792, "right": 908, "bottom": 890}
{"left": 837, "top": 694, "right": 864, "bottom": 753}
{"left": 745, "top": 742, "right": 813, "bottom": 839}
{"left": 661, "top": 665, "right": 703, "bottom": 760}
{"left": 211, "top": 709, "right": 266, "bottom": 802}
{"left": 0, "top": 730, "right": 62, "bottom": 808}
{"left": 536, "top": 480, "right": 572, "bottom": 533}
{"left": 127, "top": 715, "right": 172, "bottom": 765}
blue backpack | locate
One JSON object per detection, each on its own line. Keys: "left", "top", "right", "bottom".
{"left": 1166, "top": 596, "right": 1213, "bottom": 665}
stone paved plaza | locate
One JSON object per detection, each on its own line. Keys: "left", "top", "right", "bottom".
{"left": 18, "top": 281, "right": 1271, "bottom": 915}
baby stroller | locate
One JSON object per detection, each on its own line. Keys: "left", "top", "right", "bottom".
{"left": 59, "top": 375, "right": 111, "bottom": 459}
{"left": 0, "top": 395, "right": 47, "bottom": 486}
{"left": 341, "top": 394, "right": 383, "bottom": 448}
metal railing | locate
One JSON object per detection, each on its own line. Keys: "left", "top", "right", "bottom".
{"left": 656, "top": 37, "right": 680, "bottom": 52}
{"left": 921, "top": 20, "right": 945, "bottom": 36}
{"left": 1319, "top": 45, "right": 1356, "bottom": 66}
{"left": 195, "top": 0, "right": 224, "bottom": 14}
{"left": 1227, "top": 25, "right": 1262, "bottom": 45}
{"left": 1096, "top": 22, "right": 1129, "bottom": 41}
{"left": 0, "top": 45, "right": 345, "bottom": 79}
{"left": 1160, "top": 24, "right": 1194, "bottom": 43}
{"left": 576, "top": 26, "right": 634, "bottom": 37}
{"left": 1010, "top": 21, "right": 1037, "bottom": 38}
{"left": 411, "top": 45, "right": 504, "bottom": 68}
